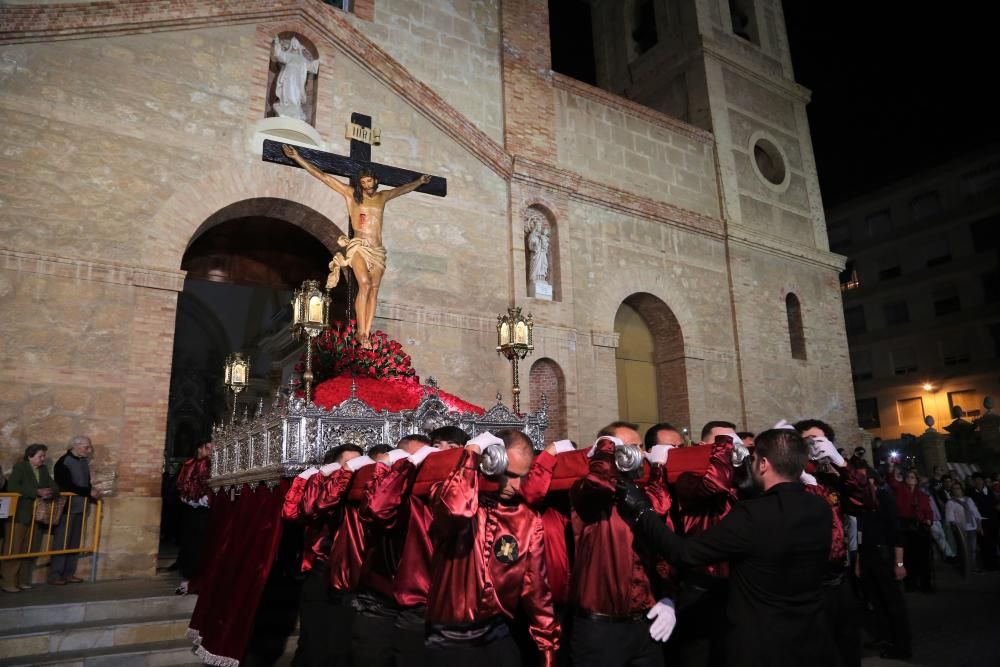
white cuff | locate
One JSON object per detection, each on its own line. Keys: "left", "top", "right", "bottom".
{"left": 345, "top": 455, "right": 376, "bottom": 472}
{"left": 386, "top": 449, "right": 410, "bottom": 464}
{"left": 297, "top": 467, "right": 319, "bottom": 480}
{"left": 320, "top": 462, "right": 341, "bottom": 476}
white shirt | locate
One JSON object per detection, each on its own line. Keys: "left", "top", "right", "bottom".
{"left": 945, "top": 497, "right": 982, "bottom": 532}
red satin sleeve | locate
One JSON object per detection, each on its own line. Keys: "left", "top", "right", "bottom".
{"left": 521, "top": 451, "right": 557, "bottom": 507}
{"left": 676, "top": 439, "right": 734, "bottom": 502}
{"left": 281, "top": 476, "right": 308, "bottom": 521}
{"left": 645, "top": 464, "right": 672, "bottom": 517}
{"left": 569, "top": 440, "right": 617, "bottom": 515}
{"left": 301, "top": 468, "right": 352, "bottom": 518}
{"left": 432, "top": 448, "right": 480, "bottom": 528}
{"left": 362, "top": 460, "right": 416, "bottom": 529}
{"left": 836, "top": 464, "right": 876, "bottom": 515}
{"left": 520, "top": 516, "right": 561, "bottom": 659}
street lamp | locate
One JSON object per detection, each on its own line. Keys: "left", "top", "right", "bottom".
{"left": 496, "top": 306, "right": 534, "bottom": 414}
{"left": 291, "top": 279, "right": 331, "bottom": 405}
{"left": 223, "top": 352, "right": 250, "bottom": 424}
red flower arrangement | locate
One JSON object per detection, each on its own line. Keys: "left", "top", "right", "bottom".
{"left": 295, "top": 320, "right": 417, "bottom": 385}
{"left": 297, "top": 320, "right": 485, "bottom": 415}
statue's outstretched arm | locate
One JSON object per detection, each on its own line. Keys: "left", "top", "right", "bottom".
{"left": 383, "top": 174, "right": 431, "bottom": 201}
{"left": 282, "top": 144, "right": 352, "bottom": 199}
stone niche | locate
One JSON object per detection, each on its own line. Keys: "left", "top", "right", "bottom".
{"left": 524, "top": 205, "right": 560, "bottom": 301}
{"left": 252, "top": 31, "right": 324, "bottom": 155}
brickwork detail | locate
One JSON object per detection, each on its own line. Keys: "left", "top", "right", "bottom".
{"left": 529, "top": 357, "right": 567, "bottom": 440}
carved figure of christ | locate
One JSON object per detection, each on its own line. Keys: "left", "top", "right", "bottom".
{"left": 281, "top": 143, "right": 430, "bottom": 348}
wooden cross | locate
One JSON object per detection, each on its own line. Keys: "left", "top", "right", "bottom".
{"left": 261, "top": 112, "right": 447, "bottom": 197}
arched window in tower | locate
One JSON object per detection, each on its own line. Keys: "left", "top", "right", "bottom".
{"left": 524, "top": 205, "right": 561, "bottom": 301}
{"left": 266, "top": 32, "right": 320, "bottom": 126}
{"left": 786, "top": 293, "right": 807, "bottom": 360}
{"left": 529, "top": 358, "right": 567, "bottom": 440}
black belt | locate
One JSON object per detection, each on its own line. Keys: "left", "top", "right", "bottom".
{"left": 576, "top": 609, "right": 647, "bottom": 624}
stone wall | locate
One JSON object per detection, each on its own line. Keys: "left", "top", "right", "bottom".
{"left": 350, "top": 0, "right": 504, "bottom": 144}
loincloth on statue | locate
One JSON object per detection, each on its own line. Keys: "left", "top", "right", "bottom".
{"left": 327, "top": 235, "right": 387, "bottom": 289}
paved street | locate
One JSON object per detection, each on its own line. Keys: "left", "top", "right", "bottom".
{"left": 861, "top": 564, "right": 1000, "bottom": 666}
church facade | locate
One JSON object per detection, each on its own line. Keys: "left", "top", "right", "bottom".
{"left": 0, "top": 0, "right": 855, "bottom": 578}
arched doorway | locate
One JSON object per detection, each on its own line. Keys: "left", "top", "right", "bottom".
{"left": 613, "top": 293, "right": 688, "bottom": 438}
{"left": 160, "top": 199, "right": 346, "bottom": 561}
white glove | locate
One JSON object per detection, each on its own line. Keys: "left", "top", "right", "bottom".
{"left": 587, "top": 435, "right": 623, "bottom": 458}
{"left": 386, "top": 449, "right": 410, "bottom": 465}
{"left": 800, "top": 471, "right": 818, "bottom": 486}
{"left": 345, "top": 455, "right": 375, "bottom": 472}
{"left": 773, "top": 419, "right": 797, "bottom": 431}
{"left": 646, "top": 444, "right": 673, "bottom": 465}
{"left": 297, "top": 466, "right": 319, "bottom": 480}
{"left": 320, "top": 462, "right": 341, "bottom": 476}
{"left": 198, "top": 495, "right": 210, "bottom": 508}
{"left": 810, "top": 436, "right": 845, "bottom": 467}
{"left": 730, "top": 434, "right": 750, "bottom": 467}
{"left": 408, "top": 445, "right": 440, "bottom": 467}
{"left": 553, "top": 439, "right": 576, "bottom": 454}
{"left": 468, "top": 432, "right": 504, "bottom": 451}
{"left": 647, "top": 598, "right": 676, "bottom": 642}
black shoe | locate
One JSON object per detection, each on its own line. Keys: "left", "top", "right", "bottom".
{"left": 880, "top": 648, "right": 913, "bottom": 660}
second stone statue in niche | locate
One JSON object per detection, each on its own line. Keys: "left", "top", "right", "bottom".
{"left": 272, "top": 36, "right": 319, "bottom": 122}
{"left": 526, "top": 211, "right": 552, "bottom": 300}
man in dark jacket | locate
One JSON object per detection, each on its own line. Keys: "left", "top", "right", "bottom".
{"left": 617, "top": 428, "right": 834, "bottom": 667}
{"left": 50, "top": 436, "right": 97, "bottom": 585}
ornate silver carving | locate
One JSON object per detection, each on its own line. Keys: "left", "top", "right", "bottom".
{"left": 209, "top": 384, "right": 548, "bottom": 490}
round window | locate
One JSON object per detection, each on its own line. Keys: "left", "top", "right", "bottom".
{"left": 748, "top": 133, "right": 790, "bottom": 191}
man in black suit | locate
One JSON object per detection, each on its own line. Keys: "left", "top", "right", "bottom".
{"left": 617, "top": 428, "right": 834, "bottom": 667}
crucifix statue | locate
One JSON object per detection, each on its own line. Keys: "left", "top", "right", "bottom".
{"left": 262, "top": 113, "right": 447, "bottom": 349}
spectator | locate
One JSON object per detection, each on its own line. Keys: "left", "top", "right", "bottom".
{"left": 887, "top": 463, "right": 934, "bottom": 592}
{"left": 966, "top": 473, "right": 998, "bottom": 571}
{"left": 1, "top": 444, "right": 59, "bottom": 593}
{"left": 858, "top": 467, "right": 911, "bottom": 659}
{"left": 50, "top": 436, "right": 100, "bottom": 585}
{"left": 736, "top": 431, "right": 755, "bottom": 448}
{"left": 945, "top": 483, "right": 983, "bottom": 574}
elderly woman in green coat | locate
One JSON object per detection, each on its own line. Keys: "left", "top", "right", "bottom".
{"left": 1, "top": 444, "right": 59, "bottom": 593}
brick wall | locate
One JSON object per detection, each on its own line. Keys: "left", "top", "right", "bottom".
{"left": 529, "top": 358, "right": 567, "bottom": 441}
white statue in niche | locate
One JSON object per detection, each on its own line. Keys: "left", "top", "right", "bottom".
{"left": 525, "top": 211, "right": 552, "bottom": 299}
{"left": 272, "top": 36, "right": 319, "bottom": 122}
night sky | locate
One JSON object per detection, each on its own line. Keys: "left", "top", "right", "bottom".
{"left": 783, "top": 2, "right": 999, "bottom": 206}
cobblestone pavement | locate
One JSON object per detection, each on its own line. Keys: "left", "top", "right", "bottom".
{"left": 861, "top": 564, "right": 1000, "bottom": 666}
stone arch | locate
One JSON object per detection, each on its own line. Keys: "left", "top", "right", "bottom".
{"left": 523, "top": 203, "right": 561, "bottom": 302}
{"left": 614, "top": 292, "right": 689, "bottom": 434}
{"left": 529, "top": 358, "right": 568, "bottom": 440}
{"left": 143, "top": 160, "right": 349, "bottom": 270}
{"left": 786, "top": 292, "right": 806, "bottom": 360}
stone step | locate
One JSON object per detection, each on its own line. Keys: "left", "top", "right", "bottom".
{"left": 0, "top": 638, "right": 202, "bottom": 667}
{"left": 0, "top": 614, "right": 190, "bottom": 661}
{"left": 0, "top": 593, "right": 196, "bottom": 634}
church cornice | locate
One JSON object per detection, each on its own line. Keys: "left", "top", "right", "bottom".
{"left": 0, "top": 246, "right": 187, "bottom": 292}
{"left": 511, "top": 156, "right": 727, "bottom": 241}
{"left": 725, "top": 225, "right": 848, "bottom": 272}
{"left": 698, "top": 38, "right": 812, "bottom": 105}
{"left": 551, "top": 73, "right": 715, "bottom": 146}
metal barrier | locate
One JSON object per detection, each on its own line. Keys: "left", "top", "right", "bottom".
{"left": 0, "top": 492, "right": 104, "bottom": 581}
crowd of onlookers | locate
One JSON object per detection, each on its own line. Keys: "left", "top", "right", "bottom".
{"left": 0, "top": 436, "right": 102, "bottom": 592}
{"left": 884, "top": 459, "right": 999, "bottom": 582}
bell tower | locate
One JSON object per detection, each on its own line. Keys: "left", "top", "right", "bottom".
{"left": 587, "top": 0, "right": 828, "bottom": 250}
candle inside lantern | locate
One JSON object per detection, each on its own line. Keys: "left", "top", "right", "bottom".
{"left": 499, "top": 322, "right": 510, "bottom": 347}
{"left": 515, "top": 321, "right": 528, "bottom": 345}
{"left": 308, "top": 295, "right": 324, "bottom": 324}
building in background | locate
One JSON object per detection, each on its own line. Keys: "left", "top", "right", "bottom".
{"left": 827, "top": 147, "right": 1000, "bottom": 442}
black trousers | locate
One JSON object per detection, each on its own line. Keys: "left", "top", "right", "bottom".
{"left": 902, "top": 527, "right": 932, "bottom": 590}
{"left": 570, "top": 616, "right": 664, "bottom": 667}
{"left": 859, "top": 545, "right": 910, "bottom": 653}
{"left": 980, "top": 518, "right": 998, "bottom": 570}
{"left": 394, "top": 607, "right": 427, "bottom": 667}
{"left": 425, "top": 635, "right": 521, "bottom": 667}
{"left": 352, "top": 610, "right": 397, "bottom": 667}
{"left": 177, "top": 505, "right": 209, "bottom": 580}
{"left": 821, "top": 574, "right": 861, "bottom": 667}
{"left": 292, "top": 569, "right": 354, "bottom": 667}
{"left": 670, "top": 580, "right": 728, "bottom": 667}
